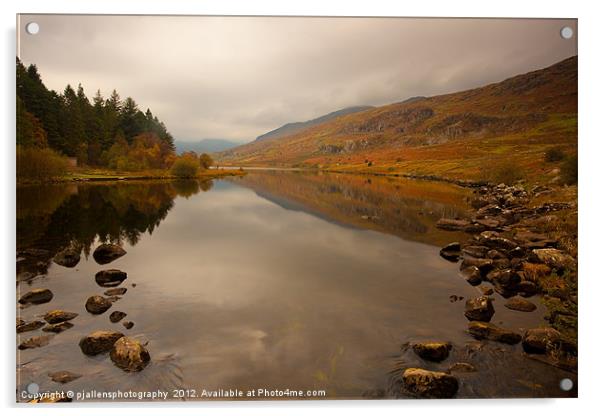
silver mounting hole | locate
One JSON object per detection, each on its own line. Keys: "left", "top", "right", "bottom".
{"left": 26, "top": 22, "right": 40, "bottom": 35}
{"left": 560, "top": 26, "right": 574, "bottom": 40}
{"left": 560, "top": 378, "right": 574, "bottom": 391}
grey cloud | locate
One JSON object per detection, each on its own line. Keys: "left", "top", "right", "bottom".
{"left": 18, "top": 15, "right": 576, "bottom": 142}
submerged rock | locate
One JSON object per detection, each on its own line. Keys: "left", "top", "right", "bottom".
{"left": 109, "top": 311, "right": 127, "bottom": 323}
{"left": 79, "top": 330, "right": 124, "bottom": 355}
{"left": 402, "top": 368, "right": 459, "bottom": 398}
{"left": 104, "top": 287, "right": 127, "bottom": 296}
{"left": 18, "top": 335, "right": 53, "bottom": 350}
{"left": 44, "top": 310, "right": 78, "bottom": 324}
{"left": 467, "top": 321, "right": 522, "bottom": 344}
{"left": 93, "top": 244, "right": 127, "bottom": 265}
{"left": 505, "top": 297, "right": 537, "bottom": 312}
{"left": 448, "top": 362, "right": 476, "bottom": 373}
{"left": 48, "top": 370, "right": 82, "bottom": 384}
{"left": 16, "top": 320, "right": 45, "bottom": 333}
{"left": 95, "top": 269, "right": 128, "bottom": 287}
{"left": 18, "top": 289, "right": 53, "bottom": 305}
{"left": 412, "top": 342, "right": 452, "bottom": 362}
{"left": 110, "top": 337, "right": 151, "bottom": 372}
{"left": 439, "top": 242, "right": 461, "bottom": 262}
{"left": 43, "top": 322, "right": 74, "bottom": 333}
{"left": 85, "top": 296, "right": 112, "bottom": 314}
{"left": 53, "top": 246, "right": 81, "bottom": 268}
{"left": 464, "top": 296, "right": 495, "bottom": 322}
{"left": 122, "top": 321, "right": 134, "bottom": 329}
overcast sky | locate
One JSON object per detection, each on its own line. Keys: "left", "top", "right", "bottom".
{"left": 18, "top": 15, "right": 576, "bottom": 143}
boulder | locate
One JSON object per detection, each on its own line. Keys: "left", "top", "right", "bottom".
{"left": 53, "top": 246, "right": 81, "bottom": 268}
{"left": 462, "top": 245, "right": 490, "bottom": 258}
{"left": 79, "top": 330, "right": 124, "bottom": 355}
{"left": 16, "top": 320, "right": 45, "bottom": 333}
{"left": 517, "top": 280, "right": 538, "bottom": 297}
{"left": 104, "top": 287, "right": 127, "bottom": 296}
{"left": 486, "top": 249, "right": 507, "bottom": 260}
{"left": 464, "top": 296, "right": 495, "bottom": 322}
{"left": 85, "top": 296, "right": 112, "bottom": 314}
{"left": 505, "top": 297, "right": 537, "bottom": 312}
{"left": 486, "top": 269, "right": 521, "bottom": 292}
{"left": 95, "top": 269, "right": 128, "bottom": 287}
{"left": 18, "top": 335, "right": 53, "bottom": 350}
{"left": 110, "top": 337, "right": 151, "bottom": 372}
{"left": 44, "top": 310, "right": 78, "bottom": 324}
{"left": 42, "top": 322, "right": 74, "bottom": 333}
{"left": 109, "top": 311, "right": 127, "bottom": 323}
{"left": 530, "top": 249, "right": 576, "bottom": 271}
{"left": 460, "top": 266, "right": 482, "bottom": 286}
{"left": 439, "top": 242, "right": 461, "bottom": 262}
{"left": 402, "top": 368, "right": 459, "bottom": 398}
{"left": 508, "top": 246, "right": 527, "bottom": 258}
{"left": 467, "top": 321, "right": 522, "bottom": 344}
{"left": 477, "top": 231, "right": 518, "bottom": 251}
{"left": 93, "top": 244, "right": 127, "bottom": 265}
{"left": 18, "top": 288, "right": 53, "bottom": 305}
{"left": 48, "top": 370, "right": 82, "bottom": 384}
{"left": 460, "top": 257, "right": 494, "bottom": 274}
{"left": 522, "top": 327, "right": 564, "bottom": 354}
{"left": 448, "top": 362, "right": 476, "bottom": 373}
{"left": 412, "top": 342, "right": 452, "bottom": 362}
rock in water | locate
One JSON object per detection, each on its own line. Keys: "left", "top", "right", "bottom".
{"left": 439, "top": 242, "right": 461, "bottom": 262}
{"left": 110, "top": 337, "right": 150, "bottom": 372}
{"left": 522, "top": 327, "right": 564, "bottom": 354}
{"left": 53, "top": 246, "right": 81, "bottom": 268}
{"left": 79, "top": 330, "right": 124, "bottom": 355}
{"left": 464, "top": 296, "right": 495, "bottom": 322}
{"left": 530, "top": 248, "right": 576, "bottom": 271}
{"left": 44, "top": 310, "right": 78, "bottom": 324}
{"left": 467, "top": 321, "right": 522, "bottom": 344}
{"left": 122, "top": 321, "right": 134, "bottom": 329}
{"left": 448, "top": 362, "right": 476, "bottom": 373}
{"left": 412, "top": 342, "right": 452, "bottom": 362}
{"left": 16, "top": 320, "right": 45, "bottom": 333}
{"left": 402, "top": 368, "right": 458, "bottom": 398}
{"left": 504, "top": 297, "right": 537, "bottom": 312}
{"left": 48, "top": 370, "right": 82, "bottom": 384}
{"left": 95, "top": 269, "right": 128, "bottom": 287}
{"left": 18, "top": 288, "right": 53, "bottom": 305}
{"left": 104, "top": 287, "right": 127, "bottom": 296}
{"left": 42, "top": 322, "right": 74, "bottom": 333}
{"left": 93, "top": 244, "right": 127, "bottom": 265}
{"left": 460, "top": 266, "right": 482, "bottom": 286}
{"left": 109, "top": 311, "right": 127, "bottom": 323}
{"left": 18, "top": 335, "right": 53, "bottom": 350}
{"left": 85, "top": 296, "right": 112, "bottom": 314}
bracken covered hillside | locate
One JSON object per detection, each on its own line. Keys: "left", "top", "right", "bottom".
{"left": 218, "top": 56, "right": 577, "bottom": 182}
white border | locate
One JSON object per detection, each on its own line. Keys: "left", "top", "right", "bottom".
{"left": 2, "top": 1, "right": 601, "bottom": 415}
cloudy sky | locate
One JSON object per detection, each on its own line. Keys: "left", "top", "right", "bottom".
{"left": 18, "top": 15, "right": 576, "bottom": 143}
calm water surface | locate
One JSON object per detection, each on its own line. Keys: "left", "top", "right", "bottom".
{"left": 16, "top": 171, "right": 576, "bottom": 400}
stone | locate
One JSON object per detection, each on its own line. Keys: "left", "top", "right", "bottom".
{"left": 477, "top": 231, "right": 518, "bottom": 251}
{"left": 436, "top": 218, "right": 484, "bottom": 233}
{"left": 48, "top": 370, "right": 82, "bottom": 384}
{"left": 93, "top": 244, "right": 127, "bottom": 265}
{"left": 464, "top": 296, "right": 495, "bottom": 322}
{"left": 95, "top": 269, "right": 128, "bottom": 287}
{"left": 440, "top": 242, "right": 461, "bottom": 262}
{"left": 412, "top": 342, "right": 452, "bottom": 362}
{"left": 16, "top": 320, "right": 45, "bottom": 333}
{"left": 486, "top": 269, "right": 521, "bottom": 292}
{"left": 43, "top": 322, "right": 74, "bottom": 333}
{"left": 109, "top": 311, "right": 127, "bottom": 323}
{"left": 505, "top": 297, "right": 537, "bottom": 312}
{"left": 402, "top": 368, "right": 459, "bottom": 398}
{"left": 110, "top": 337, "right": 151, "bottom": 372}
{"left": 85, "top": 296, "right": 112, "bottom": 314}
{"left": 522, "top": 327, "right": 564, "bottom": 354}
{"left": 18, "top": 335, "right": 53, "bottom": 350}
{"left": 487, "top": 249, "right": 507, "bottom": 260}
{"left": 479, "top": 286, "right": 494, "bottom": 295}
{"left": 508, "top": 246, "right": 527, "bottom": 258}
{"left": 122, "top": 321, "right": 134, "bottom": 330}
{"left": 517, "top": 281, "right": 538, "bottom": 297}
{"left": 53, "top": 246, "right": 81, "bottom": 268}
{"left": 460, "top": 266, "right": 482, "bottom": 286}
{"left": 79, "top": 330, "right": 124, "bottom": 355}
{"left": 18, "top": 288, "right": 53, "bottom": 305}
{"left": 448, "top": 362, "right": 476, "bottom": 373}
{"left": 460, "top": 257, "right": 494, "bottom": 274}
{"left": 467, "top": 321, "right": 522, "bottom": 344}
{"left": 530, "top": 249, "right": 576, "bottom": 271}
{"left": 104, "top": 287, "right": 127, "bottom": 296}
{"left": 462, "top": 245, "right": 490, "bottom": 258}
{"left": 44, "top": 310, "right": 78, "bottom": 324}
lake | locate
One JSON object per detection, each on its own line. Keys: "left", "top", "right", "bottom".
{"left": 16, "top": 171, "right": 576, "bottom": 400}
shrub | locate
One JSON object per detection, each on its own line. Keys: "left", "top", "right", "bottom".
{"left": 545, "top": 146, "right": 566, "bottom": 162}
{"left": 170, "top": 155, "right": 199, "bottom": 177}
{"left": 481, "top": 161, "right": 525, "bottom": 184}
{"left": 561, "top": 154, "right": 577, "bottom": 185}
{"left": 17, "top": 146, "right": 69, "bottom": 182}
{"left": 199, "top": 153, "right": 213, "bottom": 170}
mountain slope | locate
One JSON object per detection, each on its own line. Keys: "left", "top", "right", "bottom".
{"left": 218, "top": 56, "right": 577, "bottom": 181}
{"left": 255, "top": 106, "right": 374, "bottom": 142}
{"left": 176, "top": 139, "right": 242, "bottom": 154}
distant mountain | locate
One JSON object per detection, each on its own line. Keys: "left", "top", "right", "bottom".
{"left": 175, "top": 139, "right": 243, "bottom": 154}
{"left": 255, "top": 106, "right": 374, "bottom": 142}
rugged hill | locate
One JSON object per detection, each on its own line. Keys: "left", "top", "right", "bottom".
{"left": 255, "top": 106, "right": 374, "bottom": 142}
{"left": 218, "top": 56, "right": 577, "bottom": 182}
{"left": 175, "top": 138, "right": 242, "bottom": 154}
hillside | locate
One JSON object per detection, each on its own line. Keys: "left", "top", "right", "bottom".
{"left": 218, "top": 56, "right": 577, "bottom": 182}
{"left": 175, "top": 138, "right": 241, "bottom": 154}
{"left": 255, "top": 106, "right": 374, "bottom": 142}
